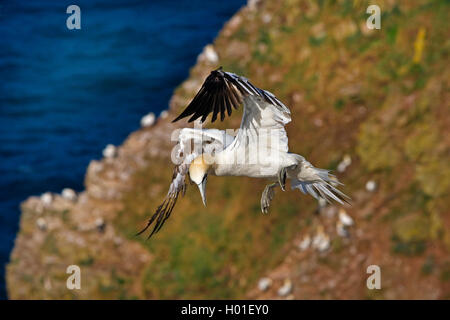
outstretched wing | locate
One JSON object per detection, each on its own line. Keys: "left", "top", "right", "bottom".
{"left": 136, "top": 161, "right": 188, "bottom": 239}
{"left": 173, "top": 68, "right": 291, "bottom": 158}
{"left": 172, "top": 67, "right": 290, "bottom": 123}
{"left": 137, "top": 128, "right": 233, "bottom": 238}
{"left": 230, "top": 94, "right": 291, "bottom": 155}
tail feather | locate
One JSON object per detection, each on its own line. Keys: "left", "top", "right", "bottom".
{"left": 290, "top": 159, "right": 350, "bottom": 205}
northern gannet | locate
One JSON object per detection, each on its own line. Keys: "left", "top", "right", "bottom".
{"left": 138, "top": 67, "right": 349, "bottom": 238}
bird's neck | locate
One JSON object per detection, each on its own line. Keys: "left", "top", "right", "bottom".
{"left": 203, "top": 153, "right": 218, "bottom": 176}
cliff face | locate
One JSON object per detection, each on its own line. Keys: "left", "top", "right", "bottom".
{"left": 7, "top": 0, "right": 450, "bottom": 299}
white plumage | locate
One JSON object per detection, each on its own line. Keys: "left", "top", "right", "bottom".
{"left": 138, "top": 68, "right": 349, "bottom": 237}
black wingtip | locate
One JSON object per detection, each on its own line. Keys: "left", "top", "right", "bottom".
{"left": 172, "top": 115, "right": 182, "bottom": 123}
{"left": 171, "top": 67, "right": 245, "bottom": 124}
{"left": 136, "top": 194, "right": 180, "bottom": 240}
{"left": 135, "top": 228, "right": 148, "bottom": 237}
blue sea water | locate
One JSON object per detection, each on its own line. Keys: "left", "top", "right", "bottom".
{"left": 0, "top": 0, "right": 244, "bottom": 299}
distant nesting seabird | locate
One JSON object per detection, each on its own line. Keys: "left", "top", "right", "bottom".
{"left": 138, "top": 67, "right": 349, "bottom": 238}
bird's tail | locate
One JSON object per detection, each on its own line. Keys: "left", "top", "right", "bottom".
{"left": 288, "top": 154, "right": 350, "bottom": 205}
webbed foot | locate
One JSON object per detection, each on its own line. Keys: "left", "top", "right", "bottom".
{"left": 261, "top": 183, "right": 277, "bottom": 214}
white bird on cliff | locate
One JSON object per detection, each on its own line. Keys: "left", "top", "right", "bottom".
{"left": 138, "top": 67, "right": 349, "bottom": 238}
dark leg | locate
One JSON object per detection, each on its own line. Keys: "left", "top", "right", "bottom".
{"left": 261, "top": 182, "right": 277, "bottom": 214}
{"left": 278, "top": 167, "right": 287, "bottom": 191}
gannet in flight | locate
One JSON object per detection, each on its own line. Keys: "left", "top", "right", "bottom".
{"left": 138, "top": 67, "right": 349, "bottom": 238}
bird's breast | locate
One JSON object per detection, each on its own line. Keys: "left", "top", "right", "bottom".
{"left": 213, "top": 163, "right": 280, "bottom": 179}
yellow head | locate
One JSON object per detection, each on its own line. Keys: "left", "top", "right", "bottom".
{"left": 189, "top": 154, "right": 213, "bottom": 206}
